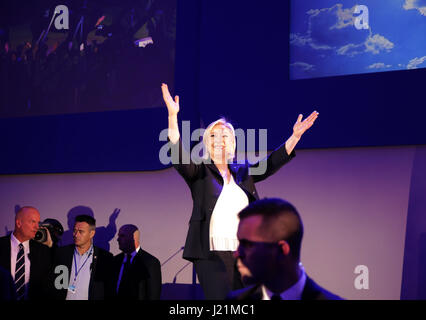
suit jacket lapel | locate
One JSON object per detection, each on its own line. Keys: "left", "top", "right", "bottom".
{"left": 236, "top": 284, "right": 263, "bottom": 300}
{"left": 0, "top": 235, "right": 12, "bottom": 272}
{"left": 90, "top": 246, "right": 98, "bottom": 277}
{"left": 301, "top": 276, "right": 322, "bottom": 300}
{"left": 229, "top": 163, "right": 256, "bottom": 200}
{"left": 65, "top": 245, "right": 74, "bottom": 271}
{"left": 88, "top": 246, "right": 98, "bottom": 300}
{"left": 207, "top": 162, "right": 241, "bottom": 183}
{"left": 206, "top": 163, "right": 222, "bottom": 180}
{"left": 29, "top": 240, "right": 37, "bottom": 280}
{"left": 206, "top": 160, "right": 240, "bottom": 178}
{"left": 116, "top": 252, "right": 125, "bottom": 267}
{"left": 131, "top": 250, "right": 148, "bottom": 279}
{"left": 207, "top": 162, "right": 255, "bottom": 201}
{"left": 228, "top": 163, "right": 239, "bottom": 180}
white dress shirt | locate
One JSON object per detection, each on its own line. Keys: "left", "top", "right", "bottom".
{"left": 10, "top": 233, "right": 30, "bottom": 299}
{"left": 209, "top": 175, "right": 249, "bottom": 251}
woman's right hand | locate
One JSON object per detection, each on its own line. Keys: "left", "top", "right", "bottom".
{"left": 161, "top": 83, "right": 179, "bottom": 116}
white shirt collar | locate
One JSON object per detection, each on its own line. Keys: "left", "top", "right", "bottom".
{"left": 74, "top": 244, "right": 93, "bottom": 257}
{"left": 10, "top": 233, "right": 30, "bottom": 251}
{"left": 262, "top": 264, "right": 307, "bottom": 300}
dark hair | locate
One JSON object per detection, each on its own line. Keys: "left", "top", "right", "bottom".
{"left": 74, "top": 215, "right": 96, "bottom": 229}
{"left": 238, "top": 198, "right": 304, "bottom": 260}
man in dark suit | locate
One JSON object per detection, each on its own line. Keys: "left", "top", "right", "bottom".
{"left": 227, "top": 198, "right": 342, "bottom": 300}
{"left": 50, "top": 214, "right": 114, "bottom": 300}
{"left": 0, "top": 206, "right": 51, "bottom": 300}
{"left": 113, "top": 224, "right": 161, "bottom": 300}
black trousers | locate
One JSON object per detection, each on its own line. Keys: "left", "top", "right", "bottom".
{"left": 193, "top": 251, "right": 244, "bottom": 300}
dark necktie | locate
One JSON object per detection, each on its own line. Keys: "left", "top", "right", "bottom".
{"left": 118, "top": 254, "right": 132, "bottom": 293}
{"left": 123, "top": 254, "right": 132, "bottom": 275}
{"left": 15, "top": 243, "right": 26, "bottom": 300}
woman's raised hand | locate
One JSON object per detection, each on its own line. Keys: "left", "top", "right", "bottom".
{"left": 161, "top": 83, "right": 179, "bottom": 116}
{"left": 293, "top": 111, "right": 319, "bottom": 139}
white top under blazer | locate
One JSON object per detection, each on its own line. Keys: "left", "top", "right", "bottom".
{"left": 209, "top": 175, "right": 249, "bottom": 251}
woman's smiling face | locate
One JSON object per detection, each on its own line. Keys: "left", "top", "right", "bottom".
{"left": 207, "top": 123, "right": 235, "bottom": 164}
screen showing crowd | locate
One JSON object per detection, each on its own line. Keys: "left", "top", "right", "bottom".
{"left": 0, "top": 0, "right": 176, "bottom": 118}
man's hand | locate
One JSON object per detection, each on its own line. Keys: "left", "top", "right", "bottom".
{"left": 40, "top": 227, "right": 53, "bottom": 248}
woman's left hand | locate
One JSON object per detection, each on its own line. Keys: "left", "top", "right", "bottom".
{"left": 293, "top": 111, "right": 319, "bottom": 139}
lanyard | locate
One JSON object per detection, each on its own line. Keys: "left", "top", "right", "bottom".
{"left": 73, "top": 247, "right": 93, "bottom": 282}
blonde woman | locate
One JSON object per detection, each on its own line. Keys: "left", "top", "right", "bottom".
{"left": 162, "top": 83, "right": 318, "bottom": 299}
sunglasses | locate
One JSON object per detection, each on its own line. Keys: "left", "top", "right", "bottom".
{"left": 238, "top": 239, "right": 284, "bottom": 250}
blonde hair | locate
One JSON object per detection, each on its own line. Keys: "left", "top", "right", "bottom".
{"left": 202, "top": 118, "right": 236, "bottom": 160}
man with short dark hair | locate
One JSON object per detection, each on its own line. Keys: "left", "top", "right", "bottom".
{"left": 228, "top": 198, "right": 342, "bottom": 300}
{"left": 0, "top": 206, "right": 51, "bottom": 300}
{"left": 51, "top": 214, "right": 114, "bottom": 300}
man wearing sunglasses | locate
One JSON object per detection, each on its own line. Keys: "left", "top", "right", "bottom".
{"left": 228, "top": 198, "right": 342, "bottom": 300}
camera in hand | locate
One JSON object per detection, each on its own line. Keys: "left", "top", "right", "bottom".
{"left": 34, "top": 218, "right": 64, "bottom": 245}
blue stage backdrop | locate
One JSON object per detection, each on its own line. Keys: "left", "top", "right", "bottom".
{"left": 0, "top": 0, "right": 425, "bottom": 174}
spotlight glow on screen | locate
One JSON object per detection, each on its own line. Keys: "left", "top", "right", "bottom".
{"left": 290, "top": 0, "right": 426, "bottom": 80}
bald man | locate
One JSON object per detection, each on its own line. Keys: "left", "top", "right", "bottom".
{"left": 227, "top": 198, "right": 342, "bottom": 300}
{"left": 0, "top": 206, "right": 52, "bottom": 300}
{"left": 113, "top": 224, "right": 162, "bottom": 300}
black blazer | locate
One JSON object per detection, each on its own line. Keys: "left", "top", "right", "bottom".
{"left": 0, "top": 265, "right": 17, "bottom": 300}
{"left": 112, "top": 249, "right": 162, "bottom": 300}
{"left": 50, "top": 244, "right": 114, "bottom": 300}
{"left": 170, "top": 139, "right": 296, "bottom": 261}
{"left": 0, "top": 235, "right": 52, "bottom": 300}
{"left": 226, "top": 276, "right": 343, "bottom": 300}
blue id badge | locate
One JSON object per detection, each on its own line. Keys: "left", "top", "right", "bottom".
{"left": 68, "top": 284, "right": 76, "bottom": 293}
